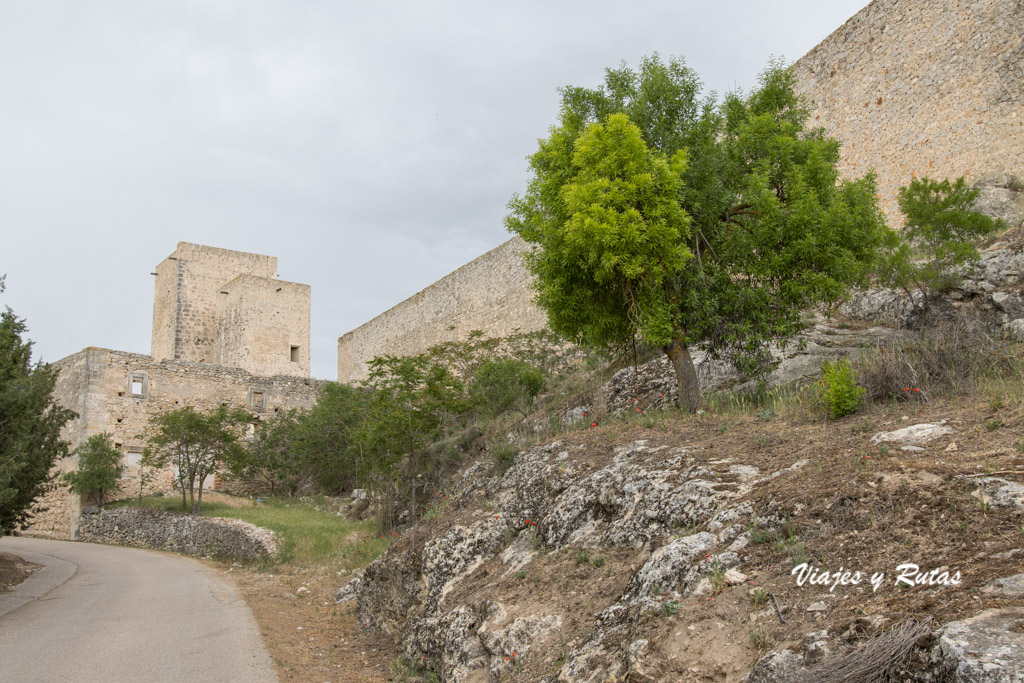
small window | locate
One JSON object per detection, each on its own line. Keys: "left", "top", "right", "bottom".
{"left": 249, "top": 390, "right": 266, "bottom": 412}
{"left": 290, "top": 345, "right": 300, "bottom": 363}
{"left": 129, "top": 372, "right": 147, "bottom": 398}
{"left": 123, "top": 450, "right": 144, "bottom": 479}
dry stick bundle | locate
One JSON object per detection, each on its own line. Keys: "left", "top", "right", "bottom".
{"left": 804, "top": 618, "right": 933, "bottom": 683}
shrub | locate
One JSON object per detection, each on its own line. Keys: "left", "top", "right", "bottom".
{"left": 820, "top": 358, "right": 864, "bottom": 419}
{"left": 857, "top": 314, "right": 1014, "bottom": 402}
{"left": 882, "top": 176, "right": 1003, "bottom": 310}
{"left": 62, "top": 433, "right": 124, "bottom": 507}
{"left": 470, "top": 358, "right": 545, "bottom": 417}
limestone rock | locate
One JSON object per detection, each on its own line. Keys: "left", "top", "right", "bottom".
{"left": 743, "top": 650, "right": 804, "bottom": 683}
{"left": 968, "top": 477, "right": 1024, "bottom": 511}
{"left": 1005, "top": 318, "right": 1024, "bottom": 342}
{"left": 334, "top": 574, "right": 362, "bottom": 604}
{"left": 871, "top": 423, "right": 953, "bottom": 446}
{"left": 620, "top": 532, "right": 716, "bottom": 602}
{"left": 930, "top": 607, "right": 1024, "bottom": 681}
{"left": 980, "top": 574, "right": 1024, "bottom": 598}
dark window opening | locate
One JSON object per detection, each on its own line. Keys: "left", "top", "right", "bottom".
{"left": 290, "top": 345, "right": 300, "bottom": 363}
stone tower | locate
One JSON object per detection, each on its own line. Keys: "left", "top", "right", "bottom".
{"left": 151, "top": 242, "right": 311, "bottom": 377}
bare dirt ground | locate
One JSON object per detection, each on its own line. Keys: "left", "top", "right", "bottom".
{"left": 0, "top": 550, "right": 41, "bottom": 592}
{"left": 226, "top": 562, "right": 399, "bottom": 682}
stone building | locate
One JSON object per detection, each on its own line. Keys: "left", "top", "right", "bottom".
{"left": 28, "top": 243, "right": 325, "bottom": 540}
{"left": 336, "top": 0, "right": 1024, "bottom": 383}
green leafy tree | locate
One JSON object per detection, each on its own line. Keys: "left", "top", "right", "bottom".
{"left": 239, "top": 409, "right": 303, "bottom": 495}
{"left": 360, "top": 354, "right": 464, "bottom": 531}
{"left": 142, "top": 405, "right": 249, "bottom": 513}
{"left": 0, "top": 276, "right": 76, "bottom": 534}
{"left": 469, "top": 357, "right": 546, "bottom": 417}
{"left": 883, "top": 176, "right": 1003, "bottom": 310}
{"left": 508, "top": 56, "right": 895, "bottom": 410}
{"left": 62, "top": 433, "right": 124, "bottom": 507}
{"left": 292, "top": 383, "right": 367, "bottom": 493}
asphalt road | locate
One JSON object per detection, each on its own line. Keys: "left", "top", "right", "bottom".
{"left": 0, "top": 537, "right": 277, "bottom": 683}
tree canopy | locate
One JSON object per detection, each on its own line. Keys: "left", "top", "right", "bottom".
{"left": 507, "top": 55, "right": 896, "bottom": 409}
{"left": 0, "top": 276, "right": 75, "bottom": 534}
{"left": 142, "top": 405, "right": 249, "bottom": 513}
{"left": 62, "top": 433, "right": 124, "bottom": 508}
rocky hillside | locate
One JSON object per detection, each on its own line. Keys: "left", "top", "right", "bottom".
{"left": 339, "top": 191, "right": 1024, "bottom": 682}
{"left": 340, "top": 386, "right": 1023, "bottom": 682}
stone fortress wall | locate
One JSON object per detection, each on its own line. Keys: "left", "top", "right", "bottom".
{"left": 151, "top": 242, "right": 311, "bottom": 378}
{"left": 335, "top": 0, "right": 1023, "bottom": 383}
{"left": 790, "top": 0, "right": 1024, "bottom": 227}
{"left": 337, "top": 238, "right": 547, "bottom": 383}
{"left": 28, "top": 244, "right": 323, "bottom": 539}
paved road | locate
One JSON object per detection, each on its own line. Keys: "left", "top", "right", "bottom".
{"left": 0, "top": 537, "right": 277, "bottom": 683}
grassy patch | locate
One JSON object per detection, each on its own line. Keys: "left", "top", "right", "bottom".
{"left": 115, "top": 495, "right": 389, "bottom": 567}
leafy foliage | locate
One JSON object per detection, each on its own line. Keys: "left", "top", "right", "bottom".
{"left": 820, "top": 358, "right": 865, "bottom": 419}
{"left": 883, "top": 176, "right": 1003, "bottom": 309}
{"left": 470, "top": 357, "right": 545, "bottom": 417}
{"left": 142, "top": 405, "right": 249, "bottom": 513}
{"left": 62, "top": 433, "right": 124, "bottom": 507}
{"left": 0, "top": 276, "right": 75, "bottom": 534}
{"left": 359, "top": 354, "right": 465, "bottom": 531}
{"left": 508, "top": 55, "right": 895, "bottom": 410}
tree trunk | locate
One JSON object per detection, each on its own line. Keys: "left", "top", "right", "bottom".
{"left": 664, "top": 336, "right": 702, "bottom": 412}
{"left": 196, "top": 476, "right": 204, "bottom": 513}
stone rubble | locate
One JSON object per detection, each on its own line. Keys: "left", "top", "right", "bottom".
{"left": 77, "top": 506, "right": 277, "bottom": 562}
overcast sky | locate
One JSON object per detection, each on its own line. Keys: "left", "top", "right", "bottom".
{"left": 0, "top": 0, "right": 871, "bottom": 380}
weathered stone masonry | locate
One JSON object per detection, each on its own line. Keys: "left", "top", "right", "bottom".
{"left": 337, "top": 238, "right": 547, "bottom": 383}
{"left": 27, "top": 243, "right": 324, "bottom": 540}
{"left": 790, "top": 0, "right": 1024, "bottom": 227}
{"left": 336, "top": 0, "right": 1023, "bottom": 382}
{"left": 152, "top": 242, "right": 311, "bottom": 377}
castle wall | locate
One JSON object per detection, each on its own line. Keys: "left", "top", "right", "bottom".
{"left": 151, "top": 242, "right": 278, "bottom": 365}
{"left": 335, "top": 0, "right": 1023, "bottom": 381}
{"left": 791, "top": 0, "right": 1024, "bottom": 226}
{"left": 213, "top": 275, "right": 311, "bottom": 377}
{"left": 26, "top": 347, "right": 327, "bottom": 539}
{"left": 337, "top": 238, "right": 547, "bottom": 383}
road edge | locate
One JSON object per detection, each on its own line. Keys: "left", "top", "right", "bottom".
{"left": 0, "top": 540, "right": 78, "bottom": 618}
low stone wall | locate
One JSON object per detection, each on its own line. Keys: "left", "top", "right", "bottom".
{"left": 77, "top": 507, "right": 277, "bottom": 562}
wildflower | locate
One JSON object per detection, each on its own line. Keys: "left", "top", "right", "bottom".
{"left": 591, "top": 422, "right": 597, "bottom": 427}
{"left": 913, "top": 388, "right": 920, "bottom": 392}
{"left": 525, "top": 519, "right": 531, "bottom": 525}
{"left": 866, "top": 455, "right": 871, "bottom": 460}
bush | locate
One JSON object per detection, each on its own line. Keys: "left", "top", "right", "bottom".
{"left": 469, "top": 358, "right": 545, "bottom": 417}
{"left": 820, "top": 358, "right": 864, "bottom": 419}
{"left": 858, "top": 314, "right": 1015, "bottom": 402}
{"left": 62, "top": 433, "right": 124, "bottom": 507}
{"left": 882, "top": 176, "right": 1003, "bottom": 310}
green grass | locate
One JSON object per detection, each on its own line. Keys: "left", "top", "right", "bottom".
{"left": 113, "top": 494, "right": 390, "bottom": 567}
